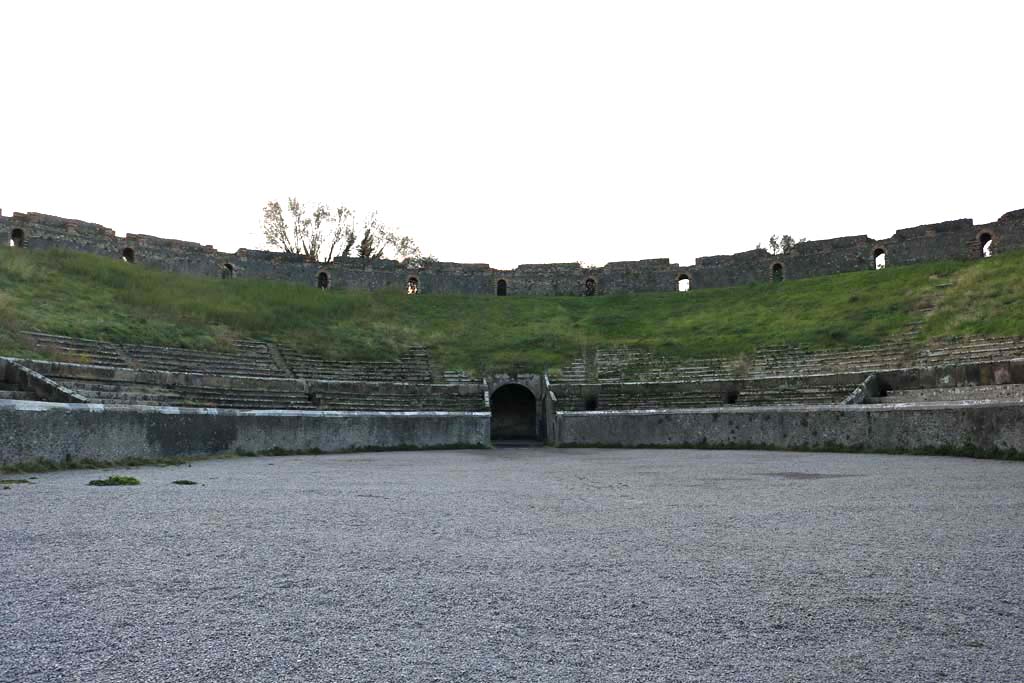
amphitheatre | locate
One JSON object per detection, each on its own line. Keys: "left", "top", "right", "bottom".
{"left": 0, "top": 206, "right": 1022, "bottom": 462}
{"left": 3, "top": 205, "right": 1024, "bottom": 680}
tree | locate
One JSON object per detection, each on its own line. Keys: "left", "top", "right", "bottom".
{"left": 762, "top": 234, "right": 806, "bottom": 256}
{"left": 352, "top": 211, "right": 435, "bottom": 267}
{"left": 262, "top": 198, "right": 351, "bottom": 263}
{"left": 261, "top": 198, "right": 431, "bottom": 265}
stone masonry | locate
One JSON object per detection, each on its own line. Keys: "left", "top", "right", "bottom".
{"left": 1, "top": 207, "right": 1022, "bottom": 294}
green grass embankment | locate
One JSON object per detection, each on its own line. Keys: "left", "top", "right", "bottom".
{"left": 0, "top": 247, "right": 1021, "bottom": 374}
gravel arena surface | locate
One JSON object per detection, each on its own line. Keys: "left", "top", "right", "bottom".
{"left": 2, "top": 448, "right": 1024, "bottom": 682}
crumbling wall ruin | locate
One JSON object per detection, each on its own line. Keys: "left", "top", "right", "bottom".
{"left": 2, "top": 207, "right": 1022, "bottom": 295}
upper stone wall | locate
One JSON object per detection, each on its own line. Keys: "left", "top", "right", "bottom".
{"left": 2, "top": 207, "right": 1022, "bottom": 295}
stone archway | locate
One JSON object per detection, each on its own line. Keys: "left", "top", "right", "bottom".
{"left": 490, "top": 383, "right": 537, "bottom": 441}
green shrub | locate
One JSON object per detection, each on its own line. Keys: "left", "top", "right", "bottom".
{"left": 87, "top": 475, "right": 140, "bottom": 486}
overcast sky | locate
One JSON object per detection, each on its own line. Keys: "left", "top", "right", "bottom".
{"left": 3, "top": 1, "right": 1022, "bottom": 268}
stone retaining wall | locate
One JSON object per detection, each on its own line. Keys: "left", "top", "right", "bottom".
{"left": 0, "top": 401, "right": 490, "bottom": 466}
{"left": 551, "top": 402, "right": 1024, "bottom": 456}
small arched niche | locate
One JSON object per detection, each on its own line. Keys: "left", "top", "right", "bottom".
{"left": 771, "top": 263, "right": 784, "bottom": 283}
{"left": 873, "top": 247, "right": 886, "bottom": 270}
{"left": 221, "top": 263, "right": 235, "bottom": 279}
{"left": 9, "top": 228, "right": 25, "bottom": 248}
{"left": 979, "top": 232, "right": 993, "bottom": 258}
{"left": 583, "top": 278, "right": 597, "bottom": 297}
{"left": 677, "top": 274, "right": 691, "bottom": 292}
{"left": 407, "top": 276, "right": 419, "bottom": 295}
{"left": 122, "top": 247, "right": 135, "bottom": 263}
{"left": 317, "top": 272, "right": 330, "bottom": 290}
{"left": 496, "top": 279, "right": 508, "bottom": 296}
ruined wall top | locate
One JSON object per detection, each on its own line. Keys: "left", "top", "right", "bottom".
{"left": 2, "top": 206, "right": 1022, "bottom": 295}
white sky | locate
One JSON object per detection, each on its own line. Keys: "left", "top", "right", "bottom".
{"left": 2, "top": 1, "right": 1022, "bottom": 268}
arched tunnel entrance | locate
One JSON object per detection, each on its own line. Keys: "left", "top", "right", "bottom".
{"left": 490, "top": 383, "right": 538, "bottom": 442}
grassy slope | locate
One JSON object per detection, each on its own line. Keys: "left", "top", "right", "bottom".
{"left": 0, "top": 247, "right": 1021, "bottom": 374}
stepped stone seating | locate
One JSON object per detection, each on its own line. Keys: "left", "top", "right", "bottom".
{"left": 14, "top": 334, "right": 488, "bottom": 410}
{"left": 312, "top": 385, "right": 486, "bottom": 412}
{"left": 0, "top": 380, "right": 39, "bottom": 401}
{"left": 25, "top": 333, "right": 286, "bottom": 377}
{"left": 551, "top": 382, "right": 852, "bottom": 411}
{"left": 870, "top": 384, "right": 1024, "bottom": 404}
{"left": 565, "top": 337, "right": 1024, "bottom": 385}
{"left": 21, "top": 356, "right": 487, "bottom": 411}
{"left": 280, "top": 346, "right": 434, "bottom": 383}
{"left": 26, "top": 332, "right": 128, "bottom": 367}
{"left": 442, "top": 370, "right": 479, "bottom": 384}
{"left": 56, "top": 377, "right": 186, "bottom": 406}
{"left": 120, "top": 342, "right": 285, "bottom": 378}
{"left": 913, "top": 337, "right": 1024, "bottom": 367}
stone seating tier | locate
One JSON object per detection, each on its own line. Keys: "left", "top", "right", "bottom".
{"left": 570, "top": 337, "right": 1024, "bottom": 384}
{"left": 0, "top": 381, "right": 40, "bottom": 401}
{"left": 313, "top": 389, "right": 485, "bottom": 411}
{"left": 121, "top": 344, "right": 283, "bottom": 378}
{"left": 35, "top": 363, "right": 487, "bottom": 411}
{"left": 27, "top": 332, "right": 127, "bottom": 368}
{"left": 869, "top": 384, "right": 1024, "bottom": 404}
{"left": 551, "top": 383, "right": 853, "bottom": 411}
{"left": 279, "top": 346, "right": 434, "bottom": 383}
{"left": 25, "top": 333, "right": 448, "bottom": 383}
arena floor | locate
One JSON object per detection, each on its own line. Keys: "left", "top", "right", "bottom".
{"left": 2, "top": 448, "right": 1023, "bottom": 682}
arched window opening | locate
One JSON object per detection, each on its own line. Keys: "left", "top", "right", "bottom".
{"left": 979, "top": 233, "right": 993, "bottom": 258}
{"left": 771, "top": 263, "right": 784, "bottom": 283}
{"left": 317, "top": 272, "right": 330, "bottom": 290}
{"left": 677, "top": 274, "right": 691, "bottom": 292}
{"left": 222, "top": 263, "right": 235, "bottom": 279}
{"left": 9, "top": 228, "right": 24, "bottom": 248}
{"left": 122, "top": 247, "right": 135, "bottom": 263}
{"left": 407, "top": 277, "right": 419, "bottom": 295}
{"left": 873, "top": 248, "right": 886, "bottom": 270}
{"left": 496, "top": 279, "right": 507, "bottom": 296}
{"left": 583, "top": 278, "right": 596, "bottom": 297}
